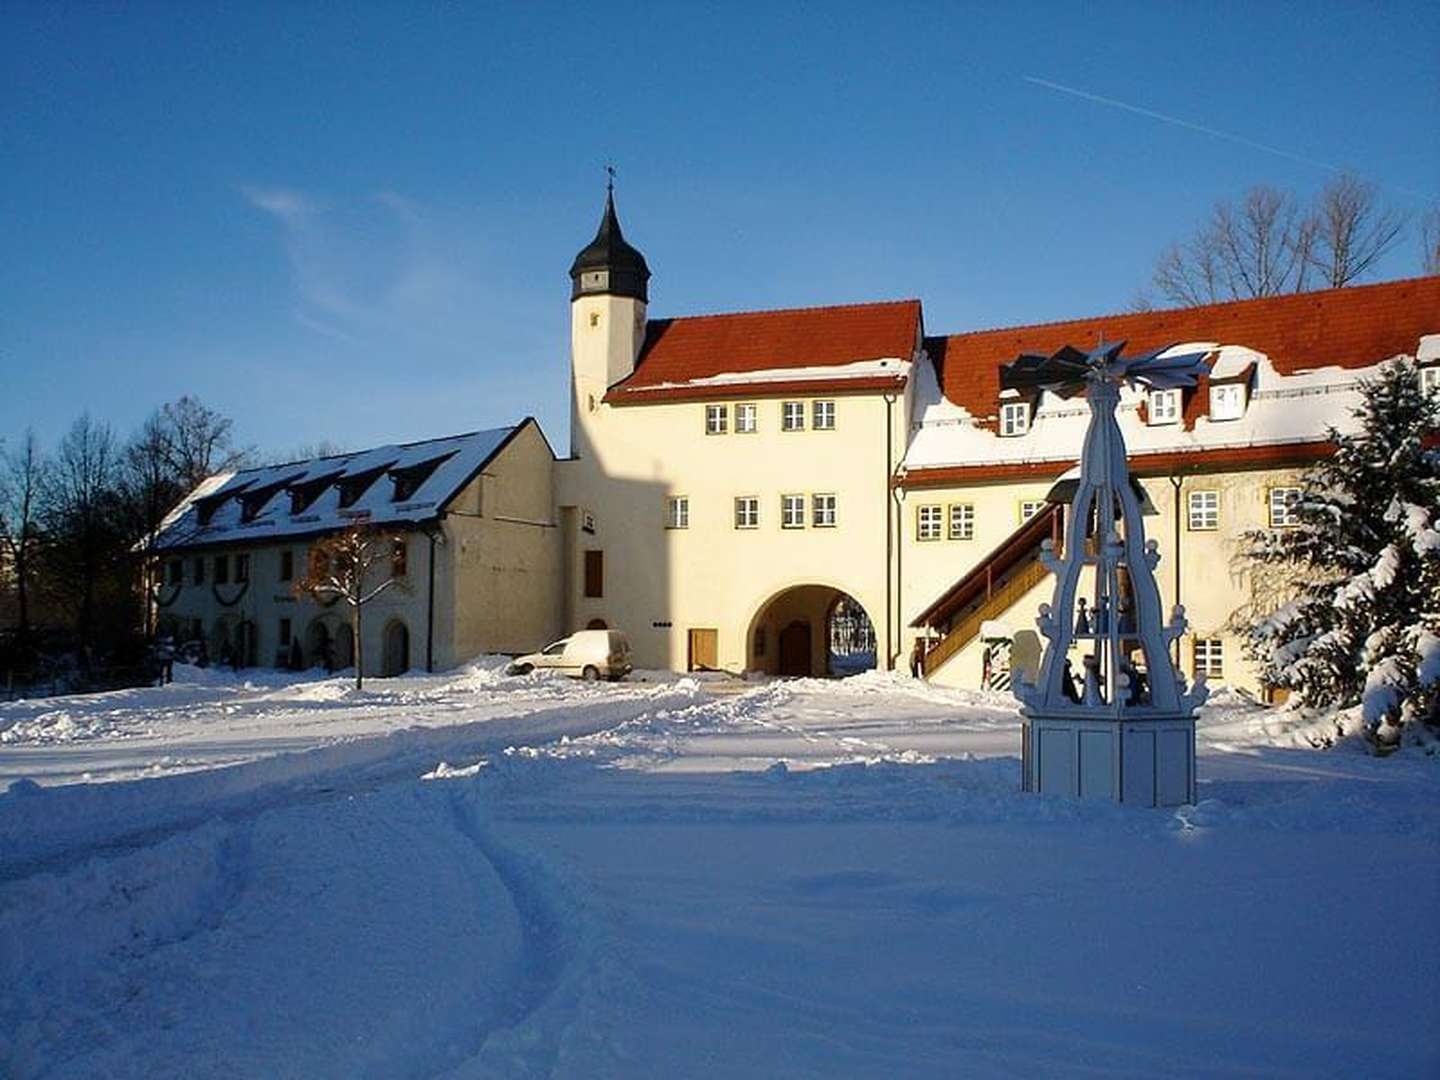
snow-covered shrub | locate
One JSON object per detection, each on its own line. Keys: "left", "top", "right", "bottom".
{"left": 1240, "top": 359, "right": 1440, "bottom": 748}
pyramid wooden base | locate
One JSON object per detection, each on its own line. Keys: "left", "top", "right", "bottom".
{"left": 1022, "top": 714, "right": 1196, "bottom": 806}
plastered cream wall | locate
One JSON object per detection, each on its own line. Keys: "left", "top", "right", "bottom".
{"left": 444, "top": 423, "right": 563, "bottom": 659}
{"left": 558, "top": 388, "right": 902, "bottom": 673}
{"left": 156, "top": 535, "right": 436, "bottom": 677}
{"left": 904, "top": 466, "right": 1308, "bottom": 694}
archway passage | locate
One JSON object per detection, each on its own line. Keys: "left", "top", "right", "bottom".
{"left": 748, "top": 585, "right": 877, "bottom": 678}
{"left": 382, "top": 620, "right": 410, "bottom": 677}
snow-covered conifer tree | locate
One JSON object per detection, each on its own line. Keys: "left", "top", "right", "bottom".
{"left": 1241, "top": 358, "right": 1439, "bottom": 747}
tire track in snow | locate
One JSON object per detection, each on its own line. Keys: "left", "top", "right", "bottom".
{"left": 442, "top": 794, "right": 584, "bottom": 1077}
{"left": 0, "top": 688, "right": 698, "bottom": 884}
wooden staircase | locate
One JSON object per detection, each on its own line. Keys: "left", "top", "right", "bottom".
{"left": 912, "top": 503, "right": 1064, "bottom": 679}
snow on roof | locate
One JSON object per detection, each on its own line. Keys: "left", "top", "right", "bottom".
{"left": 903, "top": 338, "right": 1432, "bottom": 473}
{"left": 154, "top": 424, "right": 528, "bottom": 551}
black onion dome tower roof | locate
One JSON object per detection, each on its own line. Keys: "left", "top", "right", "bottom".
{"left": 569, "top": 189, "right": 650, "bottom": 302}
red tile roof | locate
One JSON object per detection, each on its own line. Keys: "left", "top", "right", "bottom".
{"left": 607, "top": 299, "right": 922, "bottom": 401}
{"left": 926, "top": 276, "right": 1440, "bottom": 417}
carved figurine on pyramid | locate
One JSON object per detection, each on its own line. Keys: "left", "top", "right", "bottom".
{"left": 1006, "top": 340, "right": 1209, "bottom": 806}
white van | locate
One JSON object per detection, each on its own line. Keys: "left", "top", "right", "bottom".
{"left": 508, "top": 629, "right": 633, "bottom": 681}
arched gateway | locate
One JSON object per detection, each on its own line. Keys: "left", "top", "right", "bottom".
{"left": 747, "top": 585, "right": 877, "bottom": 678}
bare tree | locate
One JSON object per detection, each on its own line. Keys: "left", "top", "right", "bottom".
{"left": 292, "top": 525, "right": 409, "bottom": 690}
{"left": 1307, "top": 172, "right": 1407, "bottom": 288}
{"left": 0, "top": 429, "right": 49, "bottom": 642}
{"left": 1149, "top": 181, "right": 1412, "bottom": 306}
{"left": 122, "top": 411, "right": 189, "bottom": 637}
{"left": 161, "top": 396, "right": 250, "bottom": 492}
{"left": 45, "top": 414, "right": 123, "bottom": 654}
{"left": 1422, "top": 205, "right": 1440, "bottom": 276}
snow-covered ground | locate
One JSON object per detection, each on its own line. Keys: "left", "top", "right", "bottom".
{"left": 2, "top": 665, "right": 1436, "bottom": 1077}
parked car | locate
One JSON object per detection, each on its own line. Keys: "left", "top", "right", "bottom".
{"left": 507, "top": 629, "right": 633, "bottom": 681}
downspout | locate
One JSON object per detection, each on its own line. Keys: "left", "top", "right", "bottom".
{"left": 1169, "top": 474, "right": 1182, "bottom": 666}
{"left": 883, "top": 393, "right": 896, "bottom": 670}
{"left": 426, "top": 524, "right": 438, "bottom": 673}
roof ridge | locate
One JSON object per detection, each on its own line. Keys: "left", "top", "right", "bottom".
{"left": 242, "top": 423, "right": 522, "bottom": 475}
{"left": 649, "top": 297, "right": 922, "bottom": 325}
{"left": 931, "top": 274, "right": 1440, "bottom": 343}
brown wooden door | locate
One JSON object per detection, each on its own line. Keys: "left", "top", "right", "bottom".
{"left": 778, "top": 621, "right": 812, "bottom": 677}
{"left": 688, "top": 628, "right": 718, "bottom": 671}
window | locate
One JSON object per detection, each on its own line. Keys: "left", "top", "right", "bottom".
{"left": 234, "top": 553, "right": 250, "bottom": 583}
{"left": 280, "top": 549, "right": 293, "bottom": 582}
{"left": 1421, "top": 365, "right": 1440, "bottom": 396}
{"left": 1193, "top": 637, "right": 1224, "bottom": 678}
{"left": 1268, "top": 486, "right": 1302, "bottom": 528}
{"left": 666, "top": 496, "right": 689, "bottom": 529}
{"left": 279, "top": 618, "right": 292, "bottom": 646}
{"left": 391, "top": 539, "right": 408, "bottom": 578}
{"left": 1148, "top": 388, "right": 1181, "bottom": 425}
{"left": 735, "top": 402, "right": 758, "bottom": 433}
{"left": 214, "top": 554, "right": 229, "bottom": 584}
{"left": 1210, "top": 383, "right": 1246, "bottom": 420}
{"left": 917, "top": 504, "right": 943, "bottom": 541}
{"left": 1020, "top": 500, "right": 1045, "bottom": 522}
{"left": 948, "top": 503, "right": 974, "bottom": 540}
{"left": 193, "top": 557, "right": 205, "bottom": 585}
{"left": 812, "top": 400, "right": 835, "bottom": 430}
{"left": 781, "top": 401, "right": 805, "bottom": 432}
{"left": 734, "top": 496, "right": 759, "bottom": 529}
{"left": 1188, "top": 490, "right": 1219, "bottom": 531}
{"left": 584, "top": 550, "right": 604, "bottom": 598}
{"left": 999, "top": 401, "right": 1030, "bottom": 436}
{"left": 705, "top": 404, "right": 728, "bottom": 435}
{"left": 167, "top": 560, "right": 183, "bottom": 585}
{"left": 812, "top": 493, "right": 837, "bottom": 528}
{"left": 781, "top": 493, "right": 806, "bottom": 529}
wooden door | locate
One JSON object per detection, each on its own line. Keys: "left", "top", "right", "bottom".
{"left": 778, "top": 621, "right": 812, "bottom": 677}
{"left": 687, "top": 628, "right": 718, "bottom": 671}
{"left": 383, "top": 621, "right": 410, "bottom": 676}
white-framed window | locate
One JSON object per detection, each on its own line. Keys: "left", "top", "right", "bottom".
{"left": 734, "top": 496, "right": 759, "bottom": 529}
{"left": 1268, "top": 486, "right": 1302, "bottom": 528}
{"left": 781, "top": 401, "right": 805, "bottom": 432}
{"left": 812, "top": 493, "right": 837, "bottom": 527}
{"left": 1193, "top": 637, "right": 1224, "bottom": 678}
{"left": 1148, "top": 388, "right": 1181, "bottom": 425}
{"left": 812, "top": 400, "right": 836, "bottom": 430}
{"left": 1210, "top": 383, "right": 1246, "bottom": 421}
{"left": 999, "top": 401, "right": 1030, "bottom": 437}
{"left": 948, "top": 503, "right": 974, "bottom": 540}
{"left": 666, "top": 496, "right": 689, "bottom": 529}
{"left": 781, "top": 493, "right": 806, "bottom": 529}
{"left": 1020, "top": 500, "right": 1045, "bottom": 522}
{"left": 1420, "top": 365, "right": 1440, "bottom": 396}
{"left": 735, "top": 402, "right": 758, "bottom": 433}
{"left": 1188, "top": 490, "right": 1219, "bottom": 531}
{"left": 916, "top": 504, "right": 943, "bottom": 541}
{"left": 705, "top": 404, "right": 728, "bottom": 435}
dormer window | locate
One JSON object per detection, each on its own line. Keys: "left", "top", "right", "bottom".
{"left": 1209, "top": 383, "right": 1246, "bottom": 421}
{"left": 999, "top": 401, "right": 1030, "bottom": 437}
{"left": 336, "top": 465, "right": 393, "bottom": 509}
{"left": 1148, "top": 389, "right": 1181, "bottom": 425}
{"left": 390, "top": 453, "right": 454, "bottom": 503}
{"left": 1421, "top": 364, "right": 1440, "bottom": 396}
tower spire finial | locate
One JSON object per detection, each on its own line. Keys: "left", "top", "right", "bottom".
{"left": 605, "top": 163, "right": 615, "bottom": 196}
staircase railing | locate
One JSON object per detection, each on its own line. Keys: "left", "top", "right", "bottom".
{"left": 913, "top": 503, "right": 1063, "bottom": 678}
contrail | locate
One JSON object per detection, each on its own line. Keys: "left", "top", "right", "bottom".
{"left": 1023, "top": 76, "right": 1344, "bottom": 174}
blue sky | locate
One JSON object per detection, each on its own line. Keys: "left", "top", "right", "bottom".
{"left": 3, "top": 2, "right": 1436, "bottom": 459}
